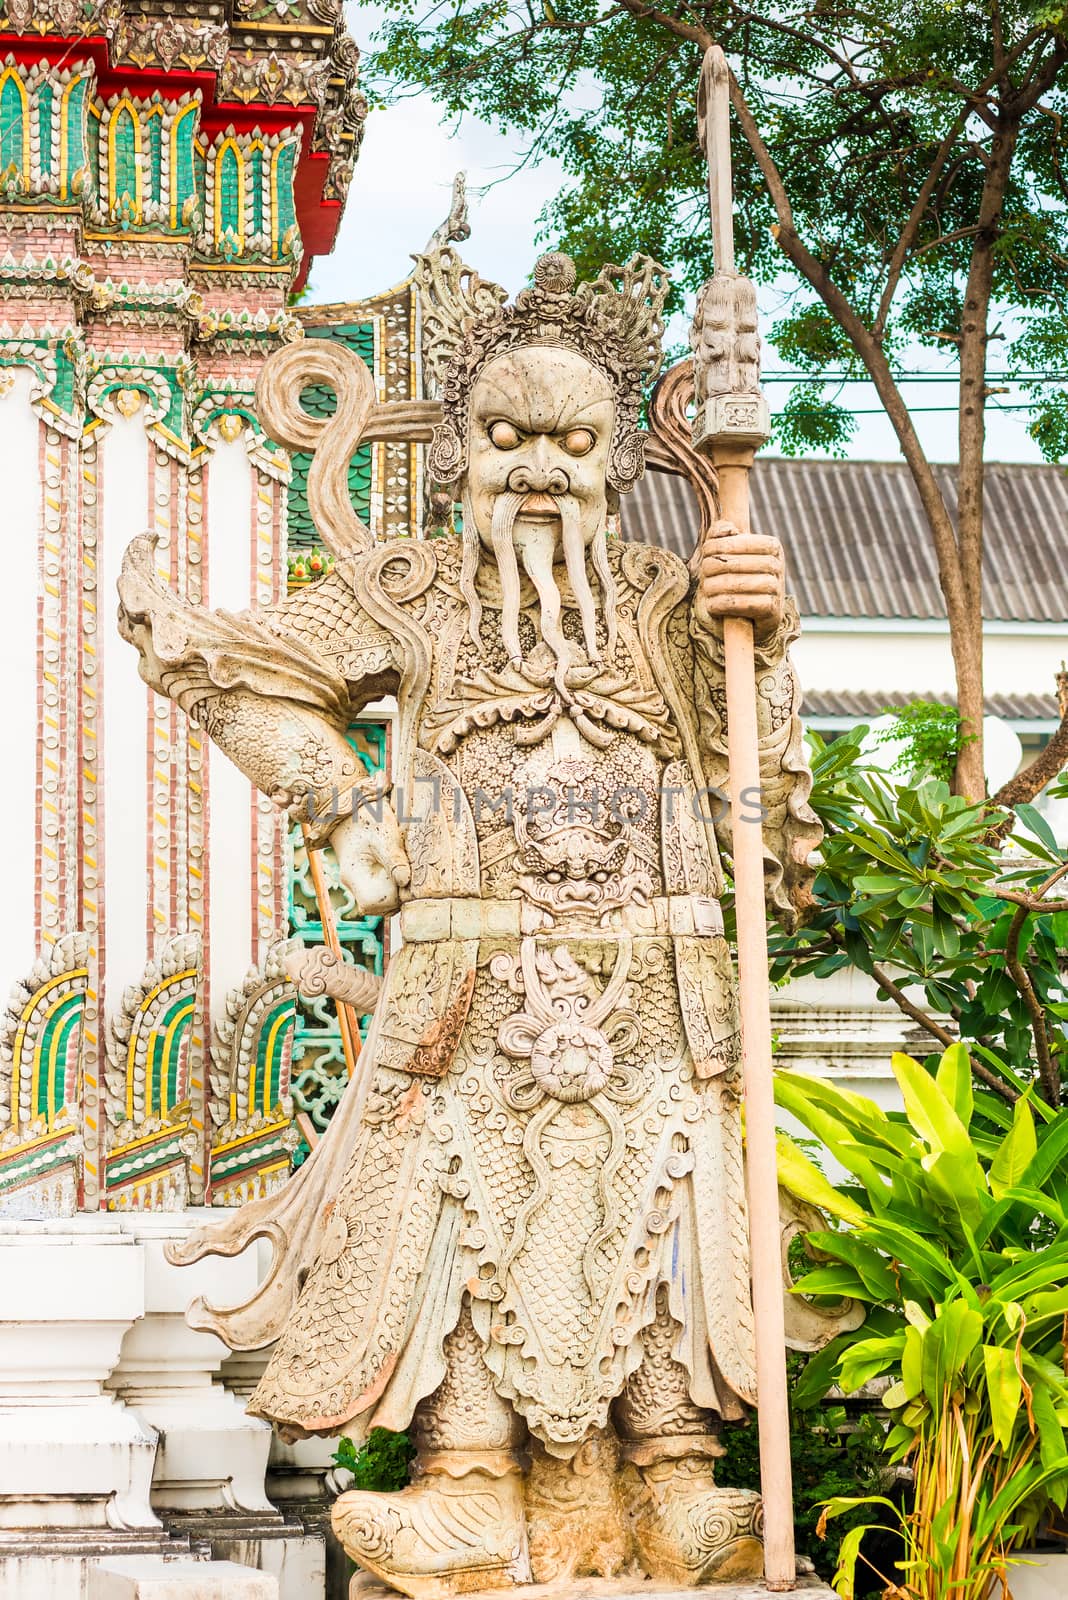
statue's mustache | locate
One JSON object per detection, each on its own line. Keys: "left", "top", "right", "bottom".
{"left": 495, "top": 486, "right": 572, "bottom": 518}
{"left": 459, "top": 488, "right": 617, "bottom": 672}
{"left": 514, "top": 489, "right": 561, "bottom": 516}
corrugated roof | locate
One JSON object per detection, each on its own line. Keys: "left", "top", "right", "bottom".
{"left": 803, "top": 689, "right": 1060, "bottom": 722}
{"left": 625, "top": 459, "right": 1068, "bottom": 624}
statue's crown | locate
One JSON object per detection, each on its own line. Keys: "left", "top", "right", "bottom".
{"left": 414, "top": 246, "right": 669, "bottom": 397}
{"left": 413, "top": 245, "right": 670, "bottom": 491}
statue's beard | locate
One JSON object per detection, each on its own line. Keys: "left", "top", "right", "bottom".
{"left": 460, "top": 489, "right": 617, "bottom": 689}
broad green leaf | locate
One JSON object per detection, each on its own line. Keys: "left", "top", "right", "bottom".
{"left": 996, "top": 1185, "right": 1068, "bottom": 1230}
{"left": 775, "top": 1133, "right": 868, "bottom": 1226}
{"left": 935, "top": 1040, "right": 974, "bottom": 1128}
{"left": 1022, "top": 1114, "right": 1068, "bottom": 1188}
{"left": 902, "top": 1325, "right": 924, "bottom": 1398}
{"left": 1016, "top": 802, "right": 1060, "bottom": 854}
{"left": 920, "top": 1301, "right": 983, "bottom": 1404}
{"left": 838, "top": 1332, "right": 906, "bottom": 1394}
{"left": 922, "top": 1148, "right": 988, "bottom": 1228}
{"left": 854, "top": 873, "right": 906, "bottom": 893}
{"left": 773, "top": 1074, "right": 889, "bottom": 1195}
{"left": 885, "top": 1422, "right": 915, "bottom": 1461}
{"left": 892, "top": 1050, "right": 977, "bottom": 1162}
{"left": 1031, "top": 1383, "right": 1068, "bottom": 1472}
{"left": 983, "top": 1344, "right": 1022, "bottom": 1451}
{"left": 790, "top": 1265, "right": 867, "bottom": 1299}
{"left": 830, "top": 1521, "right": 879, "bottom": 1600}
{"left": 864, "top": 1220, "right": 960, "bottom": 1296}
{"left": 1023, "top": 1285, "right": 1068, "bottom": 1322}
{"left": 990, "top": 1099, "right": 1039, "bottom": 1200}
{"left": 803, "top": 1233, "right": 899, "bottom": 1300}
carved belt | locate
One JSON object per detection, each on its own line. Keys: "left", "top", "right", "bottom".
{"left": 398, "top": 894, "right": 725, "bottom": 943}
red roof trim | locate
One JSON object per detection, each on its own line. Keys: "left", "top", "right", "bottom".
{"left": 4, "top": 32, "right": 344, "bottom": 272}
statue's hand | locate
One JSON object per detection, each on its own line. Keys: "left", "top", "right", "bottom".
{"left": 692, "top": 519, "right": 785, "bottom": 644}
{"left": 328, "top": 793, "right": 411, "bottom": 918}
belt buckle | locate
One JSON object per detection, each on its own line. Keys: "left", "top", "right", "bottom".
{"left": 692, "top": 895, "right": 724, "bottom": 938}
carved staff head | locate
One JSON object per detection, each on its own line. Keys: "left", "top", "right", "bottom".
{"left": 414, "top": 247, "right": 669, "bottom": 669}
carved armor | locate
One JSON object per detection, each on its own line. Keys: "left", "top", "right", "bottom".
{"left": 119, "top": 245, "right": 825, "bottom": 1592}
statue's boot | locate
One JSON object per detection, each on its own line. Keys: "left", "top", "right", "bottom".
{"left": 525, "top": 1431, "right": 637, "bottom": 1582}
{"left": 332, "top": 1449, "right": 529, "bottom": 1600}
{"left": 625, "top": 1440, "right": 764, "bottom": 1584}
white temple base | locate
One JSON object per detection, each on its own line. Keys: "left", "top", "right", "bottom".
{"left": 108, "top": 1215, "right": 271, "bottom": 1514}
{"left": 0, "top": 1530, "right": 194, "bottom": 1600}
{"left": 88, "top": 1557, "right": 278, "bottom": 1598}
{"left": 0, "top": 1219, "right": 158, "bottom": 1531}
{"left": 165, "top": 1512, "right": 327, "bottom": 1600}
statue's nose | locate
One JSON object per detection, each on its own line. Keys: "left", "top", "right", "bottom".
{"left": 505, "top": 440, "right": 569, "bottom": 497}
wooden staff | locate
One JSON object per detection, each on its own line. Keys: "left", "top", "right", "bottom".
{"left": 695, "top": 45, "right": 796, "bottom": 1592}
{"left": 300, "top": 822, "right": 363, "bottom": 1082}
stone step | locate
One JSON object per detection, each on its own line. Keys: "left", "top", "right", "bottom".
{"left": 350, "top": 1576, "right": 836, "bottom": 1600}
{"left": 88, "top": 1557, "right": 278, "bottom": 1599}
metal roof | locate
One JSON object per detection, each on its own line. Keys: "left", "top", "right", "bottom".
{"left": 802, "top": 689, "right": 1061, "bottom": 723}
{"left": 625, "top": 459, "right": 1068, "bottom": 624}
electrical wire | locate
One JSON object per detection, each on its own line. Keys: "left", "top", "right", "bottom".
{"left": 779, "top": 403, "right": 1044, "bottom": 415}
{"left": 762, "top": 371, "right": 1068, "bottom": 383}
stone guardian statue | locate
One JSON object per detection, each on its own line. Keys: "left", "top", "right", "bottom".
{"left": 118, "top": 245, "right": 822, "bottom": 1594}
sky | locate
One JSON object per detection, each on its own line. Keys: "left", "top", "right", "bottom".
{"left": 309, "top": 5, "right": 1046, "bottom": 467}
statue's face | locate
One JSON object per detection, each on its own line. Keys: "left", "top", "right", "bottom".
{"left": 466, "top": 345, "right": 615, "bottom": 561}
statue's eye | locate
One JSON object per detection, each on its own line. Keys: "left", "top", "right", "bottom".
{"left": 562, "top": 428, "right": 595, "bottom": 456}
{"left": 488, "top": 420, "right": 521, "bottom": 449}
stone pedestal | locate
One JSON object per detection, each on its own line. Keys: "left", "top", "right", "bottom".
{"left": 994, "top": 1552, "right": 1068, "bottom": 1598}
{"left": 109, "top": 1213, "right": 272, "bottom": 1515}
{"left": 0, "top": 1218, "right": 158, "bottom": 1533}
{"left": 88, "top": 1556, "right": 278, "bottom": 1598}
{"left": 350, "top": 1578, "right": 836, "bottom": 1600}
{"left": 221, "top": 1346, "right": 346, "bottom": 1600}
{"left": 166, "top": 1516, "right": 325, "bottom": 1600}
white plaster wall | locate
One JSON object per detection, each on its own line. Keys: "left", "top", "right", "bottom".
{"left": 100, "top": 415, "right": 151, "bottom": 1001}
{"left": 0, "top": 372, "right": 43, "bottom": 984}
{"left": 205, "top": 438, "right": 255, "bottom": 1019}
{"left": 794, "top": 617, "right": 1068, "bottom": 702}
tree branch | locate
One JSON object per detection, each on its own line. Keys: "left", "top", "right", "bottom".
{"left": 616, "top": 0, "right": 712, "bottom": 51}
{"left": 869, "top": 961, "right": 956, "bottom": 1048}
{"left": 992, "top": 675, "right": 1068, "bottom": 811}
{"left": 872, "top": 114, "right": 973, "bottom": 339}
{"left": 868, "top": 961, "right": 1018, "bottom": 1103}
{"left": 1004, "top": 864, "right": 1068, "bottom": 1100}
{"left": 1005, "top": 894, "right": 1062, "bottom": 1107}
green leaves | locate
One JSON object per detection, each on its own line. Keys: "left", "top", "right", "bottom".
{"left": 357, "top": 0, "right": 1068, "bottom": 483}
{"left": 776, "top": 1131, "right": 869, "bottom": 1226}
{"left": 918, "top": 1301, "right": 983, "bottom": 1406}
{"left": 989, "top": 1099, "right": 1039, "bottom": 1199}
{"left": 982, "top": 1344, "right": 1021, "bottom": 1451}
{"left": 770, "top": 733, "right": 1068, "bottom": 1108}
{"left": 778, "top": 1044, "right": 1068, "bottom": 1596}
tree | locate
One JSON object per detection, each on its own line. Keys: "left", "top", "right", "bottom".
{"left": 356, "top": 0, "right": 1068, "bottom": 799}
{"left": 769, "top": 723, "right": 1068, "bottom": 1107}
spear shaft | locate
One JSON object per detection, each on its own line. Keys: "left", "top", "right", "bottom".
{"left": 300, "top": 823, "right": 362, "bottom": 1082}
{"left": 695, "top": 45, "right": 796, "bottom": 1592}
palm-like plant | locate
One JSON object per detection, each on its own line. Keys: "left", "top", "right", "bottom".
{"left": 777, "top": 1045, "right": 1068, "bottom": 1599}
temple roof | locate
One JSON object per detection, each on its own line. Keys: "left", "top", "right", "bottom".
{"left": 802, "top": 689, "right": 1062, "bottom": 726}
{"left": 0, "top": 0, "right": 366, "bottom": 284}
{"left": 626, "top": 458, "right": 1068, "bottom": 625}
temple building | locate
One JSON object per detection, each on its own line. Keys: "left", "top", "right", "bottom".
{"left": 0, "top": 6, "right": 1065, "bottom": 1596}
{"left": 0, "top": 9, "right": 413, "bottom": 1594}
{"left": 0, "top": 1, "right": 416, "bottom": 1224}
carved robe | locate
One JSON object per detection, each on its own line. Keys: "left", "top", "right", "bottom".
{"left": 120, "top": 529, "right": 818, "bottom": 1455}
